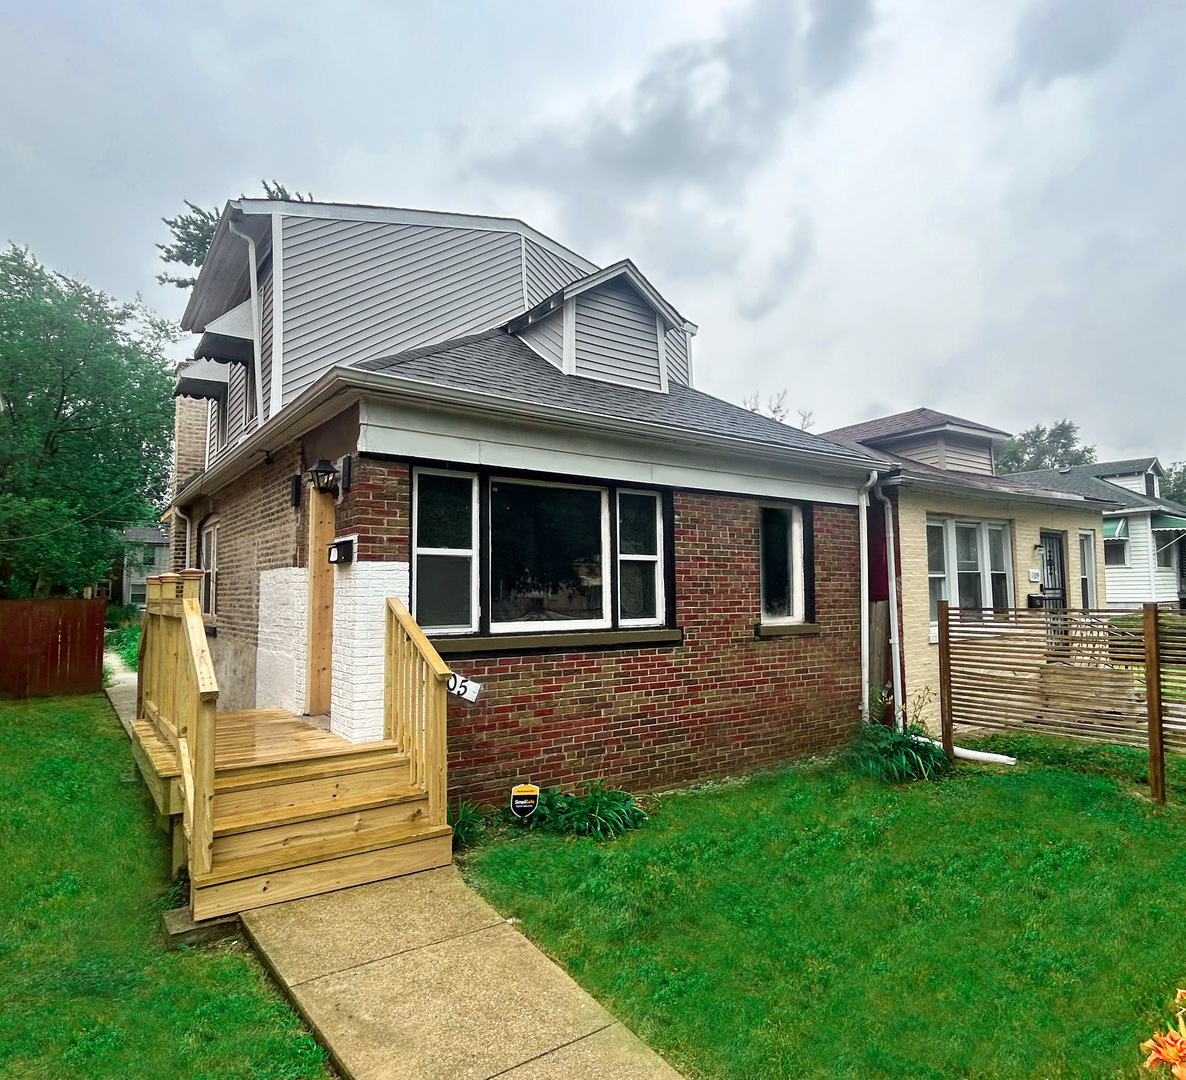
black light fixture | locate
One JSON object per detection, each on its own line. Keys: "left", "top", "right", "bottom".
{"left": 307, "top": 458, "right": 340, "bottom": 498}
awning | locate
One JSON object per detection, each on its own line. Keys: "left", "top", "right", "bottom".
{"left": 193, "top": 299, "right": 255, "bottom": 365}
{"left": 174, "top": 358, "right": 229, "bottom": 400}
{"left": 1103, "top": 517, "right": 1129, "bottom": 539}
{"left": 1152, "top": 513, "right": 1186, "bottom": 530}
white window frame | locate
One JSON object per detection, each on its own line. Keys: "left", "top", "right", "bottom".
{"left": 927, "top": 518, "right": 1014, "bottom": 633}
{"left": 759, "top": 504, "right": 805, "bottom": 626}
{"left": 1103, "top": 538, "right": 1129, "bottom": 568}
{"left": 243, "top": 362, "right": 258, "bottom": 426}
{"left": 412, "top": 468, "right": 479, "bottom": 635}
{"left": 617, "top": 490, "right": 664, "bottom": 628}
{"left": 1155, "top": 534, "right": 1179, "bottom": 570}
{"left": 200, "top": 520, "right": 218, "bottom": 618}
{"left": 489, "top": 476, "right": 612, "bottom": 634}
{"left": 1079, "top": 531, "right": 1097, "bottom": 608}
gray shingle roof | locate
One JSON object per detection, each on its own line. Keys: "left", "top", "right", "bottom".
{"left": 356, "top": 330, "right": 879, "bottom": 463}
{"left": 121, "top": 526, "right": 169, "bottom": 544}
{"left": 1012, "top": 462, "right": 1186, "bottom": 515}
{"left": 823, "top": 407, "right": 1010, "bottom": 445}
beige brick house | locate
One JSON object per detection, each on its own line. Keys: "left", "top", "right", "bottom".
{"left": 823, "top": 409, "right": 1112, "bottom": 727}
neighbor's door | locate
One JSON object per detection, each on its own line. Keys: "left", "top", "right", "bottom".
{"left": 1038, "top": 532, "right": 1067, "bottom": 608}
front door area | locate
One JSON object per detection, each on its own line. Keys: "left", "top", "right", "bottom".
{"left": 1038, "top": 532, "right": 1067, "bottom": 609}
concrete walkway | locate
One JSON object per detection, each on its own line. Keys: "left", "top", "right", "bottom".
{"left": 241, "top": 867, "right": 684, "bottom": 1080}
{"left": 104, "top": 650, "right": 137, "bottom": 736}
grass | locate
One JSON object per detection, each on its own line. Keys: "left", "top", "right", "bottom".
{"left": 105, "top": 624, "right": 140, "bottom": 672}
{"left": 0, "top": 695, "right": 329, "bottom": 1079}
{"left": 465, "top": 736, "right": 1186, "bottom": 1080}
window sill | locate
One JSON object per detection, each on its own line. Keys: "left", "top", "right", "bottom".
{"left": 431, "top": 627, "right": 684, "bottom": 656}
{"left": 754, "top": 622, "right": 821, "bottom": 638}
{"left": 203, "top": 621, "right": 218, "bottom": 637}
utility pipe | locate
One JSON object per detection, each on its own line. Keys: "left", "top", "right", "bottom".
{"left": 858, "top": 470, "right": 879, "bottom": 722}
{"left": 227, "top": 217, "right": 266, "bottom": 424}
{"left": 918, "top": 737, "right": 1016, "bottom": 766}
{"left": 873, "top": 483, "right": 905, "bottom": 729}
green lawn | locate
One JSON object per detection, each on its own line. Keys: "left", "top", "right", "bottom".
{"left": 0, "top": 695, "right": 329, "bottom": 1079}
{"left": 465, "top": 737, "right": 1186, "bottom": 1080}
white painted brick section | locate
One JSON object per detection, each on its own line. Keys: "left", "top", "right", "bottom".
{"left": 330, "top": 559, "right": 411, "bottom": 742}
{"left": 256, "top": 567, "right": 307, "bottom": 715}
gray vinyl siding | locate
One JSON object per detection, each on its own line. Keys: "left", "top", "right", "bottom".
{"left": 665, "top": 327, "right": 690, "bottom": 385}
{"left": 574, "top": 280, "right": 663, "bottom": 391}
{"left": 524, "top": 238, "right": 587, "bottom": 307}
{"left": 517, "top": 311, "right": 564, "bottom": 369}
{"left": 281, "top": 217, "right": 524, "bottom": 404}
{"left": 943, "top": 436, "right": 993, "bottom": 475}
{"left": 225, "top": 363, "right": 248, "bottom": 445}
{"left": 259, "top": 261, "right": 273, "bottom": 418}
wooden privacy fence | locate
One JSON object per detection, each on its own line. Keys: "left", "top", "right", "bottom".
{"left": 385, "top": 596, "right": 449, "bottom": 827}
{"left": 138, "top": 571, "right": 218, "bottom": 875}
{"left": 938, "top": 600, "right": 1186, "bottom": 804}
{"left": 0, "top": 598, "right": 106, "bottom": 698}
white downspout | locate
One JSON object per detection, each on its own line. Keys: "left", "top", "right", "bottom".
{"left": 227, "top": 218, "right": 265, "bottom": 424}
{"left": 859, "top": 470, "right": 879, "bottom": 722}
{"left": 873, "top": 483, "right": 905, "bottom": 730}
{"left": 173, "top": 505, "right": 192, "bottom": 569}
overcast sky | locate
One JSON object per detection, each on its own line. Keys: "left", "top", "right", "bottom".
{"left": 2, "top": 0, "right": 1183, "bottom": 461}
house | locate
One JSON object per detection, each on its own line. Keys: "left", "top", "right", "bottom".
{"left": 119, "top": 526, "right": 170, "bottom": 607}
{"left": 167, "top": 199, "right": 885, "bottom": 808}
{"left": 1010, "top": 459, "right": 1186, "bottom": 609}
{"left": 821, "top": 409, "right": 1111, "bottom": 724}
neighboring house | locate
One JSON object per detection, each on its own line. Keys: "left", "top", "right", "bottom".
{"left": 120, "top": 526, "right": 171, "bottom": 607}
{"left": 822, "top": 409, "right": 1110, "bottom": 724}
{"left": 1011, "top": 459, "right": 1186, "bottom": 609}
{"left": 169, "top": 199, "right": 883, "bottom": 803}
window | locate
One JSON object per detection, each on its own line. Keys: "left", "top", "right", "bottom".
{"left": 1104, "top": 539, "right": 1128, "bottom": 567}
{"left": 200, "top": 522, "right": 218, "bottom": 616}
{"left": 760, "top": 505, "right": 804, "bottom": 624}
{"left": 927, "top": 518, "right": 1014, "bottom": 623}
{"left": 129, "top": 584, "right": 147, "bottom": 605}
{"left": 1079, "top": 532, "right": 1097, "bottom": 607}
{"left": 244, "top": 363, "right": 258, "bottom": 425}
{"left": 412, "top": 470, "right": 665, "bottom": 635}
{"left": 1156, "top": 537, "right": 1177, "bottom": 570}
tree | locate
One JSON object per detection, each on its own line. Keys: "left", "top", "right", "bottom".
{"left": 1163, "top": 461, "right": 1186, "bottom": 505}
{"left": 744, "top": 390, "right": 814, "bottom": 429}
{"left": 157, "top": 180, "right": 313, "bottom": 289}
{"left": 995, "top": 420, "right": 1096, "bottom": 474}
{"left": 0, "top": 246, "right": 175, "bottom": 596}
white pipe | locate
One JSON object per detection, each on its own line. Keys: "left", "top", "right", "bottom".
{"left": 858, "top": 470, "right": 879, "bottom": 722}
{"left": 227, "top": 218, "right": 266, "bottom": 424}
{"left": 873, "top": 484, "right": 905, "bottom": 730}
{"left": 173, "top": 504, "right": 192, "bottom": 569}
{"left": 918, "top": 736, "right": 1015, "bottom": 765}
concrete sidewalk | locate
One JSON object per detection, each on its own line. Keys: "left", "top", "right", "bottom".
{"left": 241, "top": 867, "right": 684, "bottom": 1080}
{"left": 104, "top": 650, "right": 137, "bottom": 736}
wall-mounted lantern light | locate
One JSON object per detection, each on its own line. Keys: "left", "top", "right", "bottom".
{"left": 307, "top": 458, "right": 340, "bottom": 498}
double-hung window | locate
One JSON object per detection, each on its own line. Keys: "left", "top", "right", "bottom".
{"left": 200, "top": 522, "right": 218, "bottom": 617}
{"left": 927, "top": 518, "right": 1013, "bottom": 629}
{"left": 1079, "top": 532, "right": 1097, "bottom": 607}
{"left": 760, "top": 505, "right": 805, "bottom": 624}
{"left": 413, "top": 471, "right": 479, "bottom": 633}
{"left": 617, "top": 492, "right": 664, "bottom": 626}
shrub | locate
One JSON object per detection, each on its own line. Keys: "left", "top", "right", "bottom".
{"left": 105, "top": 603, "right": 141, "bottom": 629}
{"left": 448, "top": 801, "right": 486, "bottom": 849}
{"left": 505, "top": 781, "right": 648, "bottom": 840}
{"left": 106, "top": 624, "right": 141, "bottom": 672}
{"left": 843, "top": 722, "right": 951, "bottom": 784}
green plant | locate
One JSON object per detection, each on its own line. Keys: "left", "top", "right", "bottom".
{"left": 105, "top": 603, "right": 141, "bottom": 629}
{"left": 448, "top": 801, "right": 486, "bottom": 849}
{"left": 842, "top": 721, "right": 951, "bottom": 783}
{"left": 106, "top": 623, "right": 141, "bottom": 671}
{"left": 505, "top": 781, "right": 648, "bottom": 839}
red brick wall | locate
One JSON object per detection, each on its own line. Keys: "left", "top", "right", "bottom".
{"left": 330, "top": 455, "right": 410, "bottom": 563}
{"left": 440, "top": 491, "right": 862, "bottom": 804}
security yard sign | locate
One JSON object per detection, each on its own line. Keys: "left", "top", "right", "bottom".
{"left": 509, "top": 784, "right": 540, "bottom": 819}
{"left": 447, "top": 672, "right": 481, "bottom": 702}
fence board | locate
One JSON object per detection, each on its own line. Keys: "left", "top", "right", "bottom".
{"left": 0, "top": 599, "right": 106, "bottom": 698}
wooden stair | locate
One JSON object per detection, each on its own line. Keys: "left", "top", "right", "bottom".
{"left": 190, "top": 742, "right": 452, "bottom": 920}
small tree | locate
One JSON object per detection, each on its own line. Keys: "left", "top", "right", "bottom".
{"left": 0, "top": 247, "right": 175, "bottom": 596}
{"left": 996, "top": 420, "right": 1096, "bottom": 474}
{"left": 157, "top": 180, "right": 313, "bottom": 289}
{"left": 744, "top": 390, "right": 814, "bottom": 429}
{"left": 1164, "top": 461, "right": 1186, "bottom": 505}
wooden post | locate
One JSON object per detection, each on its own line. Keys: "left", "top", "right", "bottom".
{"left": 178, "top": 568, "right": 203, "bottom": 602}
{"left": 305, "top": 488, "right": 336, "bottom": 716}
{"left": 938, "top": 599, "right": 955, "bottom": 760}
{"left": 1144, "top": 602, "right": 1166, "bottom": 805}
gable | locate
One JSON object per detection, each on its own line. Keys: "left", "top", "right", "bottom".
{"left": 574, "top": 279, "right": 663, "bottom": 391}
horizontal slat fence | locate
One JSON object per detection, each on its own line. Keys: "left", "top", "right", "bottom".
{"left": 0, "top": 599, "right": 106, "bottom": 698}
{"left": 938, "top": 601, "right": 1186, "bottom": 803}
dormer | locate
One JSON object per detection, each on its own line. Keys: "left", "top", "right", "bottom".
{"left": 1094, "top": 459, "right": 1164, "bottom": 498}
{"left": 508, "top": 260, "right": 696, "bottom": 393}
{"left": 823, "top": 408, "right": 1010, "bottom": 475}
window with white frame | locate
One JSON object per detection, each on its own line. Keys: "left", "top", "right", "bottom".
{"left": 759, "top": 505, "right": 804, "bottom": 624}
{"left": 1156, "top": 535, "right": 1179, "bottom": 570}
{"left": 411, "top": 470, "right": 666, "bottom": 635}
{"left": 926, "top": 518, "right": 1013, "bottom": 624}
{"left": 1079, "top": 531, "right": 1097, "bottom": 607}
{"left": 200, "top": 521, "right": 218, "bottom": 617}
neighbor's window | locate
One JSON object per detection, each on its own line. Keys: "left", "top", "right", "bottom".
{"left": 413, "top": 470, "right": 478, "bottom": 633}
{"left": 200, "top": 522, "right": 218, "bottom": 617}
{"left": 1079, "top": 531, "right": 1097, "bottom": 607}
{"left": 928, "top": 518, "right": 1014, "bottom": 622}
{"left": 1156, "top": 537, "right": 1177, "bottom": 570}
{"left": 129, "top": 584, "right": 147, "bottom": 605}
{"left": 760, "top": 505, "right": 804, "bottom": 624}
{"left": 1104, "top": 539, "right": 1128, "bottom": 567}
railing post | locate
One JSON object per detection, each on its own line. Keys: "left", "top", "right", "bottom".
{"left": 159, "top": 573, "right": 181, "bottom": 734}
{"left": 938, "top": 600, "right": 954, "bottom": 761}
{"left": 178, "top": 567, "right": 203, "bottom": 602}
{"left": 1143, "top": 602, "right": 1166, "bottom": 805}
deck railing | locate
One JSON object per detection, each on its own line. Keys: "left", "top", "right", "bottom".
{"left": 139, "top": 571, "right": 219, "bottom": 875}
{"left": 384, "top": 597, "right": 450, "bottom": 826}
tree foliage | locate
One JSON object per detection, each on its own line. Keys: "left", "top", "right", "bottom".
{"left": 743, "top": 389, "right": 814, "bottom": 429}
{"left": 157, "top": 180, "right": 313, "bottom": 289}
{"left": 995, "top": 420, "right": 1096, "bottom": 474}
{"left": 0, "top": 247, "right": 175, "bottom": 596}
{"left": 1163, "top": 461, "right": 1186, "bottom": 506}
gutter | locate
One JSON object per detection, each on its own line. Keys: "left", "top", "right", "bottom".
{"left": 873, "top": 483, "right": 904, "bottom": 729}
{"left": 858, "top": 470, "right": 879, "bottom": 722}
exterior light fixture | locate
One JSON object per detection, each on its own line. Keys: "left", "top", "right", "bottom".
{"left": 307, "top": 458, "right": 340, "bottom": 498}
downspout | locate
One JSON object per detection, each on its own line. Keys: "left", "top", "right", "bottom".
{"left": 227, "top": 218, "right": 266, "bottom": 424}
{"left": 873, "top": 483, "right": 905, "bottom": 729}
{"left": 173, "top": 505, "right": 192, "bottom": 569}
{"left": 859, "top": 470, "right": 879, "bottom": 722}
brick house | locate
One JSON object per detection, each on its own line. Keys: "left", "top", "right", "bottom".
{"left": 169, "top": 200, "right": 882, "bottom": 804}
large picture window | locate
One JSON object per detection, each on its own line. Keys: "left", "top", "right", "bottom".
{"left": 760, "top": 505, "right": 804, "bottom": 624}
{"left": 927, "top": 518, "right": 1013, "bottom": 626}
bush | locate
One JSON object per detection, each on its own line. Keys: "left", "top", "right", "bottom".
{"left": 105, "top": 603, "right": 141, "bottom": 629}
{"left": 505, "top": 781, "right": 648, "bottom": 840}
{"left": 448, "top": 801, "right": 486, "bottom": 849}
{"left": 843, "top": 722, "right": 951, "bottom": 784}
{"left": 106, "top": 624, "right": 140, "bottom": 672}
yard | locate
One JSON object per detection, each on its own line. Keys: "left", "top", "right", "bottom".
{"left": 0, "top": 695, "right": 329, "bottom": 1079}
{"left": 465, "top": 735, "right": 1186, "bottom": 1080}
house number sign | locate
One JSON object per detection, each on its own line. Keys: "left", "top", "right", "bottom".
{"left": 447, "top": 672, "right": 482, "bottom": 702}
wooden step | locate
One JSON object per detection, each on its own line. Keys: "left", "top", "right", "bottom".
{"left": 212, "top": 794, "right": 431, "bottom": 863}
{"left": 213, "top": 788, "right": 424, "bottom": 837}
{"left": 191, "top": 830, "right": 453, "bottom": 920}
{"left": 213, "top": 748, "right": 410, "bottom": 794}
{"left": 213, "top": 763, "right": 413, "bottom": 820}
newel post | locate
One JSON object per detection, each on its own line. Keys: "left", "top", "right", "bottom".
{"left": 1143, "top": 602, "right": 1166, "bottom": 805}
{"left": 937, "top": 600, "right": 954, "bottom": 761}
{"left": 145, "top": 575, "right": 163, "bottom": 601}
{"left": 178, "top": 568, "right": 204, "bottom": 603}
{"left": 158, "top": 571, "right": 181, "bottom": 599}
